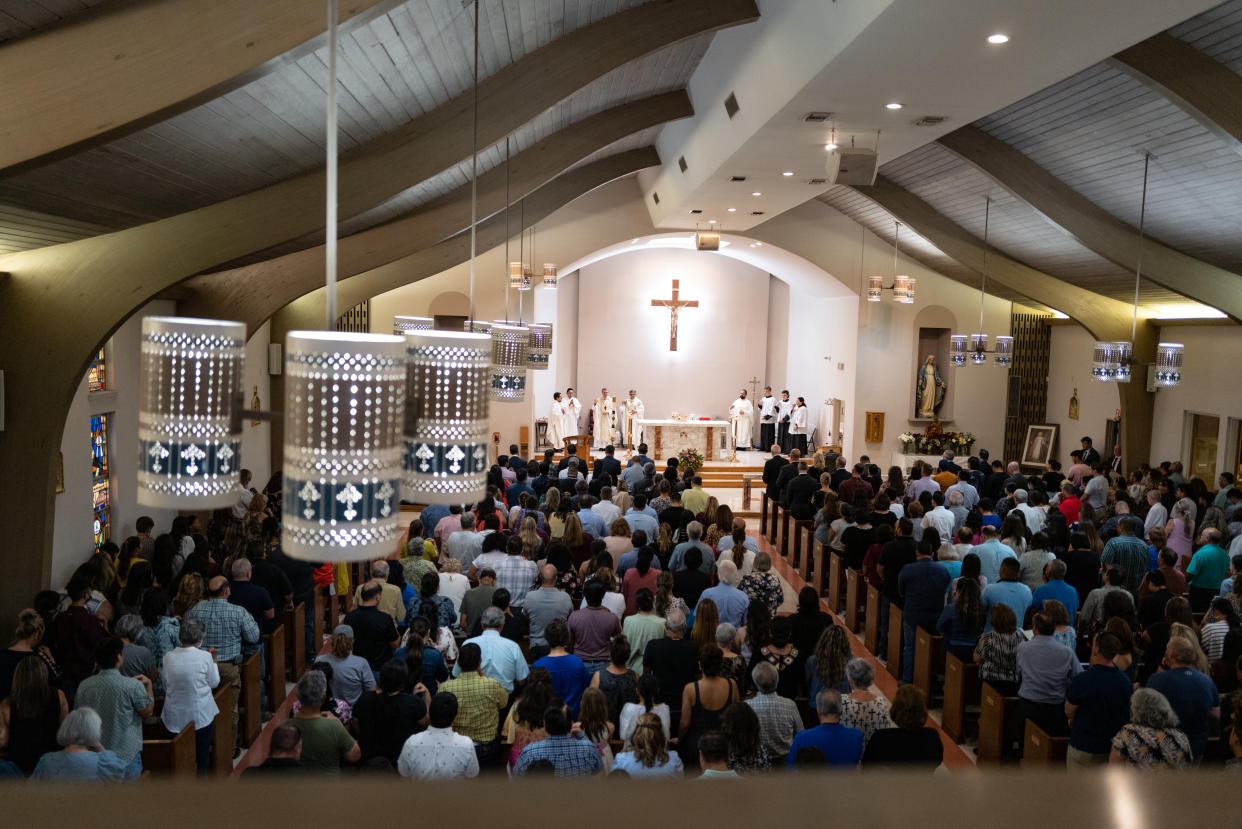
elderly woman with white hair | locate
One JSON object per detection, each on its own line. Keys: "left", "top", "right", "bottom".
{"left": 161, "top": 617, "right": 219, "bottom": 773}
{"left": 739, "top": 552, "right": 784, "bottom": 616}
{"left": 1109, "top": 688, "right": 1192, "bottom": 769}
{"left": 838, "top": 657, "right": 891, "bottom": 747}
{"left": 30, "top": 707, "right": 127, "bottom": 781}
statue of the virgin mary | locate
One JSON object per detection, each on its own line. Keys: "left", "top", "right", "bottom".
{"left": 916, "top": 355, "right": 946, "bottom": 417}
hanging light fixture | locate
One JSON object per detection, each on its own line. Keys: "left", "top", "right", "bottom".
{"left": 866, "top": 222, "right": 916, "bottom": 303}
{"left": 490, "top": 322, "right": 529, "bottom": 400}
{"left": 951, "top": 198, "right": 1015, "bottom": 367}
{"left": 283, "top": 0, "right": 406, "bottom": 561}
{"left": 1154, "top": 342, "right": 1184, "bottom": 386}
{"left": 402, "top": 329, "right": 491, "bottom": 503}
{"left": 508, "top": 261, "right": 524, "bottom": 290}
{"left": 137, "top": 316, "right": 246, "bottom": 507}
{"left": 393, "top": 315, "right": 433, "bottom": 334}
{"left": 528, "top": 322, "right": 553, "bottom": 371}
{"left": 543, "top": 263, "right": 558, "bottom": 288}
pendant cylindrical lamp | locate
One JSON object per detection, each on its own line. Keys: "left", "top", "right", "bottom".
{"left": 1091, "top": 341, "right": 1119, "bottom": 381}
{"left": 970, "top": 334, "right": 989, "bottom": 365}
{"left": 138, "top": 316, "right": 245, "bottom": 508}
{"left": 949, "top": 334, "right": 968, "bottom": 367}
{"left": 1155, "top": 342, "right": 1184, "bottom": 387}
{"left": 490, "top": 322, "right": 529, "bottom": 401}
{"left": 470, "top": 321, "right": 492, "bottom": 336}
{"left": 993, "top": 335, "right": 1014, "bottom": 368}
{"left": 403, "top": 330, "right": 492, "bottom": 504}
{"left": 866, "top": 276, "right": 883, "bottom": 302}
{"left": 543, "top": 264, "right": 558, "bottom": 289}
{"left": 509, "top": 262, "right": 524, "bottom": 290}
{"left": 528, "top": 323, "right": 553, "bottom": 371}
{"left": 282, "top": 331, "right": 406, "bottom": 561}
{"left": 1113, "top": 341, "right": 1133, "bottom": 383}
{"left": 393, "top": 315, "right": 433, "bottom": 334}
{"left": 892, "top": 275, "right": 909, "bottom": 302}
{"left": 903, "top": 277, "right": 917, "bottom": 303}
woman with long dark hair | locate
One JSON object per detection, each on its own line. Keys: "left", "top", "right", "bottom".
{"left": 937, "top": 578, "right": 983, "bottom": 661}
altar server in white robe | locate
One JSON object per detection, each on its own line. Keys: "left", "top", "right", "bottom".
{"left": 729, "top": 390, "right": 755, "bottom": 450}
{"left": 548, "top": 392, "right": 567, "bottom": 451}
{"left": 758, "top": 386, "right": 777, "bottom": 451}
{"left": 564, "top": 387, "right": 583, "bottom": 440}
{"left": 789, "top": 396, "right": 809, "bottom": 455}
{"left": 620, "top": 389, "right": 645, "bottom": 448}
{"left": 776, "top": 390, "right": 793, "bottom": 454}
{"left": 593, "top": 388, "right": 616, "bottom": 449}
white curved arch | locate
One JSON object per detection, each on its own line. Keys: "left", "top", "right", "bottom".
{"left": 559, "top": 232, "right": 856, "bottom": 299}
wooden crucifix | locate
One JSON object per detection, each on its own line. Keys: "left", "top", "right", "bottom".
{"left": 651, "top": 278, "right": 698, "bottom": 351}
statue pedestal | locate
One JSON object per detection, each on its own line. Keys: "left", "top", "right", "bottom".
{"left": 908, "top": 418, "right": 953, "bottom": 426}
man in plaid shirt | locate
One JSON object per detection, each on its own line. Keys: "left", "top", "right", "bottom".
{"left": 746, "top": 662, "right": 803, "bottom": 763}
{"left": 512, "top": 702, "right": 602, "bottom": 777}
{"left": 186, "top": 576, "right": 260, "bottom": 747}
{"left": 439, "top": 642, "right": 508, "bottom": 769}
{"left": 494, "top": 535, "right": 539, "bottom": 610}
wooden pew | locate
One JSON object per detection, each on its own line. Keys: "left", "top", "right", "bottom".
{"left": 912, "top": 628, "right": 944, "bottom": 705}
{"left": 211, "top": 683, "right": 236, "bottom": 777}
{"left": 826, "top": 550, "right": 845, "bottom": 612}
{"left": 776, "top": 505, "right": 790, "bottom": 561}
{"left": 795, "top": 520, "right": 814, "bottom": 582}
{"left": 886, "top": 602, "right": 903, "bottom": 679}
{"left": 283, "top": 601, "right": 306, "bottom": 680}
{"left": 941, "top": 651, "right": 980, "bottom": 744}
{"left": 864, "top": 584, "right": 882, "bottom": 654}
{"left": 760, "top": 492, "right": 770, "bottom": 537}
{"left": 240, "top": 650, "right": 263, "bottom": 746}
{"left": 844, "top": 566, "right": 864, "bottom": 633}
{"left": 1022, "top": 720, "right": 1069, "bottom": 768}
{"left": 263, "top": 624, "right": 286, "bottom": 711}
{"left": 312, "top": 589, "right": 326, "bottom": 658}
{"left": 141, "top": 722, "right": 196, "bottom": 778}
{"left": 977, "top": 681, "right": 1020, "bottom": 764}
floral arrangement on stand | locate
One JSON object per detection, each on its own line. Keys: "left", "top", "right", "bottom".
{"left": 903, "top": 431, "right": 976, "bottom": 455}
{"left": 677, "top": 447, "right": 705, "bottom": 471}
{"left": 898, "top": 432, "right": 916, "bottom": 453}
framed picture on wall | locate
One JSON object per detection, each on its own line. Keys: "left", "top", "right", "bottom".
{"left": 1021, "top": 424, "right": 1057, "bottom": 468}
{"left": 864, "top": 411, "right": 884, "bottom": 443}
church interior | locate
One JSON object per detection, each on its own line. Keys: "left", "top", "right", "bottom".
{"left": 2, "top": 0, "right": 1242, "bottom": 805}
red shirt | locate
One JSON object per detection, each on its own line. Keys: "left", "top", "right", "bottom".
{"left": 1059, "top": 495, "right": 1082, "bottom": 525}
{"left": 862, "top": 542, "right": 884, "bottom": 589}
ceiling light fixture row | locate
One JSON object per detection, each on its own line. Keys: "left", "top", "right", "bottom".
{"left": 1092, "top": 152, "right": 1183, "bottom": 387}
{"left": 865, "top": 221, "right": 917, "bottom": 304}
{"left": 949, "top": 198, "right": 1013, "bottom": 368}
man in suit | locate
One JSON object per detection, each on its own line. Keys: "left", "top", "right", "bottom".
{"left": 785, "top": 462, "right": 819, "bottom": 521}
{"left": 599, "top": 445, "right": 623, "bottom": 480}
{"left": 775, "top": 449, "right": 803, "bottom": 508}
{"left": 1107, "top": 444, "right": 1123, "bottom": 478}
{"left": 763, "top": 445, "right": 788, "bottom": 501}
{"left": 1079, "top": 436, "right": 1101, "bottom": 468}
{"left": 506, "top": 446, "right": 526, "bottom": 473}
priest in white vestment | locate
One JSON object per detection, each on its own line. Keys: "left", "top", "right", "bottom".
{"left": 620, "top": 389, "right": 645, "bottom": 448}
{"left": 758, "top": 386, "right": 777, "bottom": 450}
{"left": 547, "top": 392, "right": 567, "bottom": 450}
{"left": 564, "top": 387, "right": 583, "bottom": 441}
{"left": 789, "top": 396, "right": 809, "bottom": 454}
{"left": 728, "top": 390, "right": 755, "bottom": 450}
{"left": 593, "top": 389, "right": 616, "bottom": 449}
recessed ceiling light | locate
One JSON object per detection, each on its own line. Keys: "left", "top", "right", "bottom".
{"left": 751, "top": 192, "right": 761, "bottom": 197}
{"left": 782, "top": 171, "right": 794, "bottom": 177}
{"left": 709, "top": 219, "right": 718, "bottom": 224}
{"left": 886, "top": 102, "right": 903, "bottom": 110}
{"left": 987, "top": 33, "right": 1009, "bottom": 44}
{"left": 727, "top": 207, "right": 736, "bottom": 212}
{"left": 825, "top": 142, "right": 838, "bottom": 151}
{"left": 754, "top": 242, "right": 763, "bottom": 246}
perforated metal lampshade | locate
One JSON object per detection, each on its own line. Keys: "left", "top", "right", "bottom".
{"left": 867, "top": 276, "right": 883, "bottom": 302}
{"left": 543, "top": 264, "right": 558, "bottom": 288}
{"left": 993, "top": 335, "right": 1014, "bottom": 367}
{"left": 1155, "top": 342, "right": 1184, "bottom": 387}
{"left": 509, "top": 262, "right": 524, "bottom": 291}
{"left": 892, "top": 275, "right": 909, "bottom": 302}
{"left": 970, "top": 333, "right": 989, "bottom": 365}
{"left": 138, "top": 316, "right": 245, "bottom": 508}
{"left": 949, "top": 334, "right": 967, "bottom": 367}
{"left": 282, "top": 331, "right": 407, "bottom": 561}
{"left": 393, "top": 315, "right": 434, "bottom": 334}
{"left": 402, "top": 329, "right": 491, "bottom": 504}
{"left": 1091, "top": 341, "right": 1120, "bottom": 381}
{"left": 490, "top": 322, "right": 529, "bottom": 402}
{"left": 903, "top": 277, "right": 917, "bottom": 303}
{"left": 528, "top": 323, "right": 553, "bottom": 371}
{"left": 1113, "top": 341, "right": 1133, "bottom": 383}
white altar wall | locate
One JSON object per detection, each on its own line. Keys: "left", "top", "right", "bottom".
{"left": 575, "top": 247, "right": 770, "bottom": 428}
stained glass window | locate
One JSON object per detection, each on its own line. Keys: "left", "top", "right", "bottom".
{"left": 87, "top": 348, "right": 107, "bottom": 393}
{"left": 90, "top": 413, "right": 111, "bottom": 548}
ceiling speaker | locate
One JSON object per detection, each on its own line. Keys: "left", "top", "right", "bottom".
{"left": 825, "top": 147, "right": 878, "bottom": 186}
{"left": 695, "top": 231, "right": 720, "bottom": 251}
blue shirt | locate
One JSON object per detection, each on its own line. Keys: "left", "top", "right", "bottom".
{"left": 1146, "top": 667, "right": 1219, "bottom": 759}
{"left": 981, "top": 581, "right": 1033, "bottom": 632}
{"left": 533, "top": 653, "right": 589, "bottom": 715}
{"left": 668, "top": 541, "right": 715, "bottom": 575}
{"left": 697, "top": 584, "right": 750, "bottom": 628}
{"left": 505, "top": 482, "right": 534, "bottom": 508}
{"left": 454, "top": 630, "right": 529, "bottom": 693}
{"left": 1031, "top": 579, "right": 1080, "bottom": 625}
{"left": 1066, "top": 664, "right": 1132, "bottom": 754}
{"left": 898, "top": 558, "right": 951, "bottom": 622}
{"left": 786, "top": 723, "right": 864, "bottom": 768}
{"left": 418, "top": 504, "right": 450, "bottom": 538}
{"left": 513, "top": 734, "right": 603, "bottom": 777}
{"left": 616, "top": 549, "right": 662, "bottom": 578}
{"left": 624, "top": 511, "right": 659, "bottom": 539}
{"left": 577, "top": 508, "right": 608, "bottom": 538}
{"left": 970, "top": 540, "right": 1017, "bottom": 585}
{"left": 31, "top": 749, "right": 127, "bottom": 782}
{"left": 1016, "top": 635, "right": 1082, "bottom": 704}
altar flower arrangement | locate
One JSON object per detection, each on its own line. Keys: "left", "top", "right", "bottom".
{"left": 908, "top": 430, "right": 975, "bottom": 454}
{"left": 898, "top": 432, "right": 916, "bottom": 452}
{"left": 677, "top": 447, "right": 705, "bottom": 471}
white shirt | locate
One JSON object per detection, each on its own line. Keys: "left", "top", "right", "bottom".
{"left": 1144, "top": 503, "right": 1167, "bottom": 541}
{"left": 438, "top": 573, "right": 471, "bottom": 616}
{"left": 593, "top": 500, "right": 621, "bottom": 528}
{"left": 161, "top": 646, "right": 219, "bottom": 733}
{"left": 759, "top": 395, "right": 777, "bottom": 421}
{"left": 397, "top": 726, "right": 479, "bottom": 780}
{"left": 1013, "top": 503, "right": 1045, "bottom": 534}
{"left": 777, "top": 399, "right": 792, "bottom": 422}
{"left": 922, "top": 506, "right": 955, "bottom": 541}
{"left": 618, "top": 702, "right": 672, "bottom": 749}
{"left": 579, "top": 591, "right": 626, "bottom": 620}
{"left": 231, "top": 484, "right": 254, "bottom": 520}
{"left": 790, "top": 405, "right": 808, "bottom": 433}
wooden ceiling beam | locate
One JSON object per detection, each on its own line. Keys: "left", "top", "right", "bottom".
{"left": 850, "top": 176, "right": 1155, "bottom": 473}
{"left": 179, "top": 91, "right": 692, "bottom": 327}
{"left": 0, "top": 0, "right": 399, "bottom": 174}
{"left": 1111, "top": 33, "right": 1242, "bottom": 159}
{"left": 937, "top": 125, "right": 1242, "bottom": 324}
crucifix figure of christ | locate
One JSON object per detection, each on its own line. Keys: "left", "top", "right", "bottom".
{"left": 747, "top": 376, "right": 760, "bottom": 400}
{"left": 651, "top": 278, "right": 698, "bottom": 351}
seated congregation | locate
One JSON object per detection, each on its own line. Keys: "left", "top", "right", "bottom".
{"left": 4, "top": 440, "right": 1242, "bottom": 780}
